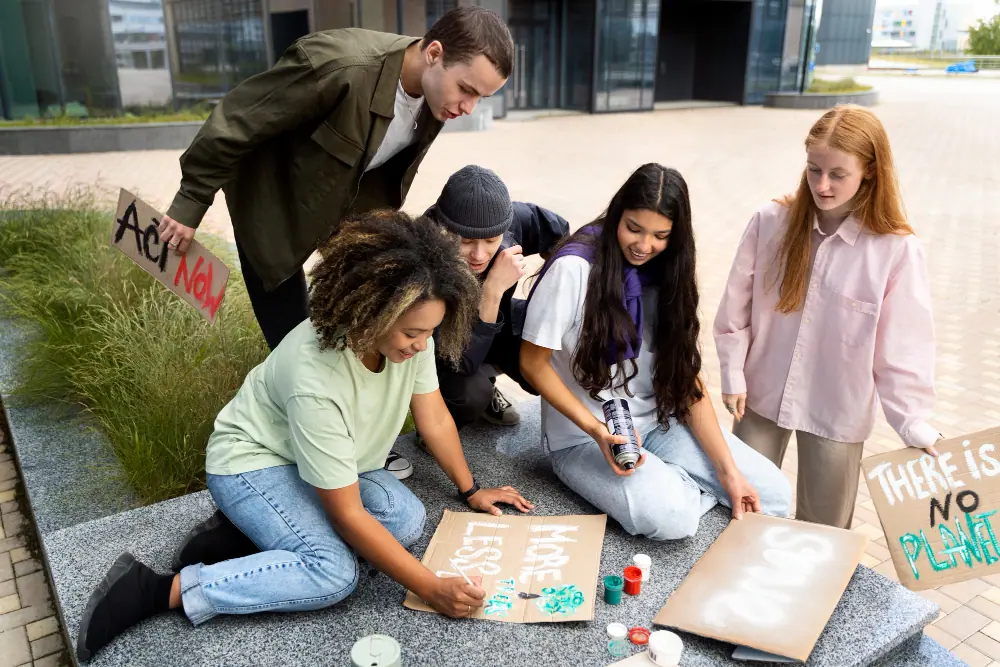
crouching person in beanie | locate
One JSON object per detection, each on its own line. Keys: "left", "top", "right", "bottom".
{"left": 424, "top": 165, "right": 570, "bottom": 431}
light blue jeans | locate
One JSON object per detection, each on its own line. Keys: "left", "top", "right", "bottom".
{"left": 550, "top": 420, "right": 792, "bottom": 540}
{"left": 179, "top": 464, "right": 426, "bottom": 626}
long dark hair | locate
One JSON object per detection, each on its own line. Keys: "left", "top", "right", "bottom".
{"left": 546, "top": 163, "right": 703, "bottom": 425}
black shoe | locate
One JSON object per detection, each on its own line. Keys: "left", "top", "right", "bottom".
{"left": 171, "top": 509, "right": 259, "bottom": 571}
{"left": 76, "top": 553, "right": 172, "bottom": 662}
{"left": 482, "top": 387, "right": 521, "bottom": 426}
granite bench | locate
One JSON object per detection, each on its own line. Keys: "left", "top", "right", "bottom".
{"left": 0, "top": 316, "right": 963, "bottom": 666}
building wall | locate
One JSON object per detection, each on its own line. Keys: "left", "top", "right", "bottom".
{"left": 872, "top": 0, "right": 956, "bottom": 50}
{"left": 815, "top": 0, "right": 876, "bottom": 65}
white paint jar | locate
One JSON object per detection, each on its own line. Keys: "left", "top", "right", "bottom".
{"left": 647, "top": 630, "right": 683, "bottom": 667}
{"left": 606, "top": 622, "right": 628, "bottom": 641}
{"left": 633, "top": 553, "right": 651, "bottom": 581}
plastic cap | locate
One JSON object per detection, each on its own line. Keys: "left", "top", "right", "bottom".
{"left": 629, "top": 627, "right": 651, "bottom": 645}
{"left": 607, "top": 622, "right": 628, "bottom": 640}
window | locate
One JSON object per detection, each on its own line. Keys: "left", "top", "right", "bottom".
{"left": 594, "top": 0, "right": 658, "bottom": 112}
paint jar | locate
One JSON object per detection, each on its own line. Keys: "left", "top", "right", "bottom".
{"left": 607, "top": 639, "right": 629, "bottom": 658}
{"left": 603, "top": 575, "right": 624, "bottom": 604}
{"left": 607, "top": 622, "right": 629, "bottom": 641}
{"left": 647, "top": 630, "right": 684, "bottom": 667}
{"left": 623, "top": 565, "right": 643, "bottom": 595}
{"left": 351, "top": 634, "right": 402, "bottom": 667}
{"left": 633, "top": 553, "right": 651, "bottom": 581}
{"left": 602, "top": 398, "right": 641, "bottom": 469}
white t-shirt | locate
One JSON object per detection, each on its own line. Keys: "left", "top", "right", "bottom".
{"left": 365, "top": 81, "right": 423, "bottom": 172}
{"left": 522, "top": 255, "right": 660, "bottom": 452}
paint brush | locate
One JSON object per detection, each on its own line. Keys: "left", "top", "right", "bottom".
{"left": 449, "top": 558, "right": 477, "bottom": 587}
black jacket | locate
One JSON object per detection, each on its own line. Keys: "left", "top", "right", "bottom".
{"left": 439, "top": 202, "right": 570, "bottom": 377}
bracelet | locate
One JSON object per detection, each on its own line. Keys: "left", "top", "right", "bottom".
{"left": 459, "top": 479, "right": 480, "bottom": 501}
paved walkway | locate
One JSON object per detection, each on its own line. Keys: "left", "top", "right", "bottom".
{"left": 1, "top": 74, "right": 998, "bottom": 665}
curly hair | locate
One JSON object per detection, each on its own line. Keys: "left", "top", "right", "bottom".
{"left": 308, "top": 209, "right": 479, "bottom": 365}
{"left": 545, "top": 163, "right": 703, "bottom": 426}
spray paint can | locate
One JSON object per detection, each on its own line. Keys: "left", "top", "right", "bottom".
{"left": 602, "top": 398, "right": 641, "bottom": 470}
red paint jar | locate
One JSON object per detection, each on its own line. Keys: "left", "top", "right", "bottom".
{"left": 623, "top": 566, "right": 643, "bottom": 595}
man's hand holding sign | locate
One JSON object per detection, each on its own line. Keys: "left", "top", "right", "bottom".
{"left": 110, "top": 189, "right": 229, "bottom": 324}
{"left": 863, "top": 427, "right": 1000, "bottom": 590}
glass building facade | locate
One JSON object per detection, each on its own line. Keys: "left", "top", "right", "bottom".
{"left": 1, "top": 0, "right": 839, "bottom": 121}
{"left": 164, "top": 0, "right": 267, "bottom": 103}
{"left": 0, "top": 0, "right": 122, "bottom": 119}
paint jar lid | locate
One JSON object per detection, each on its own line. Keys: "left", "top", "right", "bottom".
{"left": 351, "top": 634, "right": 402, "bottom": 667}
{"left": 633, "top": 553, "right": 651, "bottom": 568}
{"left": 607, "top": 622, "right": 629, "bottom": 640}
{"left": 623, "top": 566, "right": 643, "bottom": 582}
{"left": 647, "top": 630, "right": 683, "bottom": 667}
{"left": 604, "top": 574, "right": 624, "bottom": 591}
{"left": 607, "top": 639, "right": 630, "bottom": 657}
{"left": 629, "top": 627, "right": 651, "bottom": 645}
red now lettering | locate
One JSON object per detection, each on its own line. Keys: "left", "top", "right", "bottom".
{"left": 174, "top": 254, "right": 226, "bottom": 319}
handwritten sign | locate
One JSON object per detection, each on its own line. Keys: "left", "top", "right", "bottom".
{"left": 654, "top": 513, "right": 866, "bottom": 662}
{"left": 110, "top": 189, "right": 229, "bottom": 324}
{"left": 404, "top": 510, "right": 607, "bottom": 623}
{"left": 862, "top": 427, "right": 1000, "bottom": 591}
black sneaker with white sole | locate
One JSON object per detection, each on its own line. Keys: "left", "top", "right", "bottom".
{"left": 385, "top": 449, "right": 413, "bottom": 480}
{"left": 481, "top": 387, "right": 520, "bottom": 426}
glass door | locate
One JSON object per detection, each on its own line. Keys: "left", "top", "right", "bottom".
{"left": 505, "top": 0, "right": 559, "bottom": 110}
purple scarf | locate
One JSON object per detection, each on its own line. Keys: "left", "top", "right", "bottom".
{"left": 527, "top": 226, "right": 654, "bottom": 364}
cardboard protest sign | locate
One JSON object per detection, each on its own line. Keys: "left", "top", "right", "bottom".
{"left": 653, "top": 513, "right": 866, "bottom": 663}
{"left": 110, "top": 189, "right": 229, "bottom": 324}
{"left": 404, "top": 510, "right": 607, "bottom": 623}
{"left": 862, "top": 427, "right": 1000, "bottom": 591}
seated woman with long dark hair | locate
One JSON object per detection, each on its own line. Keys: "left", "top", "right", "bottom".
{"left": 520, "top": 163, "right": 790, "bottom": 539}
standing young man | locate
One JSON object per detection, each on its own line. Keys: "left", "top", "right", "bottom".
{"left": 156, "top": 7, "right": 513, "bottom": 478}
{"left": 425, "top": 165, "right": 570, "bottom": 430}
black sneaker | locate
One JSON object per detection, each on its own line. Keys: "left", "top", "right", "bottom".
{"left": 482, "top": 387, "right": 520, "bottom": 426}
{"left": 385, "top": 449, "right": 413, "bottom": 480}
{"left": 171, "top": 509, "right": 259, "bottom": 572}
{"left": 77, "top": 553, "right": 172, "bottom": 662}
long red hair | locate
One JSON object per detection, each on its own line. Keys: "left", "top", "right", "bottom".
{"left": 771, "top": 104, "right": 912, "bottom": 313}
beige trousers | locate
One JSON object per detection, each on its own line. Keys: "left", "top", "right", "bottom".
{"left": 733, "top": 408, "right": 865, "bottom": 529}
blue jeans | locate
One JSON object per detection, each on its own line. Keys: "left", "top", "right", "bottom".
{"left": 179, "top": 464, "right": 426, "bottom": 625}
{"left": 549, "top": 420, "right": 792, "bottom": 540}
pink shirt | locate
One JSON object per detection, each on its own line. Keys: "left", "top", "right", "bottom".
{"left": 713, "top": 201, "right": 938, "bottom": 448}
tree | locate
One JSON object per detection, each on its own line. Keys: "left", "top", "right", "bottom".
{"left": 968, "top": 2, "right": 1000, "bottom": 55}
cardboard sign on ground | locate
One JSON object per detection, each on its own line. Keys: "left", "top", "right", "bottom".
{"left": 404, "top": 510, "right": 607, "bottom": 623}
{"left": 862, "top": 427, "right": 1000, "bottom": 591}
{"left": 110, "top": 189, "right": 229, "bottom": 324}
{"left": 653, "top": 513, "right": 866, "bottom": 662}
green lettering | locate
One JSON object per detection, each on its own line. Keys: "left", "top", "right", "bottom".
{"left": 920, "top": 529, "right": 953, "bottom": 572}
{"left": 899, "top": 533, "right": 923, "bottom": 580}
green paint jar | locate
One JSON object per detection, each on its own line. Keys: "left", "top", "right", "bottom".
{"left": 604, "top": 574, "right": 624, "bottom": 605}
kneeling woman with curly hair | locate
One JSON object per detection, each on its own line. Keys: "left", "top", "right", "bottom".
{"left": 76, "top": 210, "right": 535, "bottom": 662}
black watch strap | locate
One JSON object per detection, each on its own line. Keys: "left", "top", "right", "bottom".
{"left": 459, "top": 479, "right": 480, "bottom": 501}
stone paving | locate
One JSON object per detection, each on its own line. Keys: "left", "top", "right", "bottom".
{"left": 0, "top": 73, "right": 998, "bottom": 666}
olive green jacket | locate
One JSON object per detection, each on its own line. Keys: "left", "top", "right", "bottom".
{"left": 166, "top": 29, "right": 443, "bottom": 291}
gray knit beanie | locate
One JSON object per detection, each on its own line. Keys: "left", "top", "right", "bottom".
{"left": 426, "top": 165, "right": 514, "bottom": 239}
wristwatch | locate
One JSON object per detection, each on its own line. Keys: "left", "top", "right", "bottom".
{"left": 459, "top": 479, "right": 481, "bottom": 502}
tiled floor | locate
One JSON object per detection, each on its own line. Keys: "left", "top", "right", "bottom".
{"left": 1, "top": 72, "right": 998, "bottom": 665}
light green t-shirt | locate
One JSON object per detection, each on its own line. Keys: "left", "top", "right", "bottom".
{"left": 205, "top": 319, "right": 438, "bottom": 490}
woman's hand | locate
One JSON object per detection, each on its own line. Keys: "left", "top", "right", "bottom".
{"left": 587, "top": 420, "right": 646, "bottom": 477}
{"left": 722, "top": 393, "right": 746, "bottom": 421}
{"left": 425, "top": 574, "right": 485, "bottom": 618}
{"left": 466, "top": 486, "right": 535, "bottom": 516}
{"left": 719, "top": 470, "right": 761, "bottom": 520}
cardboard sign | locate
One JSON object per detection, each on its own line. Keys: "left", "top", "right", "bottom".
{"left": 862, "top": 427, "right": 1000, "bottom": 591}
{"left": 404, "top": 510, "right": 607, "bottom": 623}
{"left": 653, "top": 513, "right": 866, "bottom": 662}
{"left": 110, "top": 189, "right": 229, "bottom": 324}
